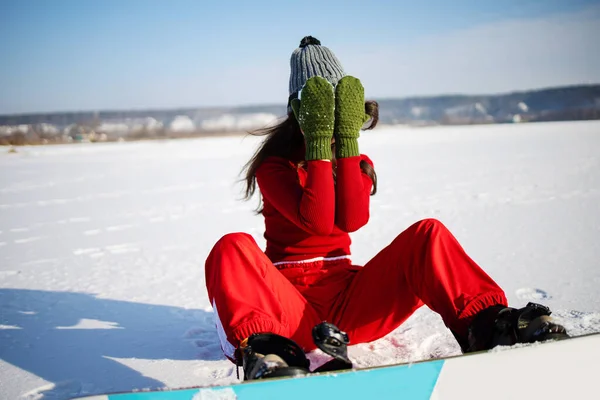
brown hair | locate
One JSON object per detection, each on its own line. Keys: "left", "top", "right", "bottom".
{"left": 242, "top": 100, "right": 380, "bottom": 211}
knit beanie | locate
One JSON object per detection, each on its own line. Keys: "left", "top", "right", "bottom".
{"left": 288, "top": 36, "right": 346, "bottom": 100}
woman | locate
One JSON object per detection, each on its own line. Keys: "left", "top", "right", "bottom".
{"left": 205, "top": 36, "right": 567, "bottom": 380}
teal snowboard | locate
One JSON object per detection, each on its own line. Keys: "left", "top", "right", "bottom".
{"left": 74, "top": 332, "right": 600, "bottom": 400}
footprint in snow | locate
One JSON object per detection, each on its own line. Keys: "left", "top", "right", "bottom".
{"left": 209, "top": 367, "right": 236, "bottom": 380}
{"left": 516, "top": 287, "right": 552, "bottom": 301}
{"left": 184, "top": 327, "right": 217, "bottom": 341}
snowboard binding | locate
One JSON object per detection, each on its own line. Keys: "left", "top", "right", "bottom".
{"left": 466, "top": 302, "right": 569, "bottom": 353}
{"left": 312, "top": 321, "right": 353, "bottom": 372}
{"left": 237, "top": 333, "right": 310, "bottom": 380}
{"left": 237, "top": 321, "right": 353, "bottom": 380}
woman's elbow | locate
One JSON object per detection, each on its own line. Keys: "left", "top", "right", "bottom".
{"left": 302, "top": 218, "right": 335, "bottom": 236}
{"left": 311, "top": 222, "right": 335, "bottom": 236}
{"left": 336, "top": 214, "right": 369, "bottom": 233}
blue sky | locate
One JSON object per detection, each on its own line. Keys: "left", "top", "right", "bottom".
{"left": 1, "top": 0, "right": 599, "bottom": 114}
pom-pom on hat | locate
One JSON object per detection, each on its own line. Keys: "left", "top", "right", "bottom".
{"left": 288, "top": 36, "right": 346, "bottom": 97}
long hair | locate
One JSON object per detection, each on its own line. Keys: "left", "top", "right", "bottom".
{"left": 242, "top": 100, "right": 380, "bottom": 211}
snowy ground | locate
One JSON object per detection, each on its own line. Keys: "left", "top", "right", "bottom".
{"left": 1, "top": 120, "right": 599, "bottom": 399}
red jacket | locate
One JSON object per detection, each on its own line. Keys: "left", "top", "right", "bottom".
{"left": 255, "top": 155, "right": 374, "bottom": 264}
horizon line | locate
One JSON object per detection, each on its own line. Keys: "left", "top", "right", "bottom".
{"left": 2, "top": 82, "right": 599, "bottom": 119}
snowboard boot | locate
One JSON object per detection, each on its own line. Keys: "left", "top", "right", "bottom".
{"left": 236, "top": 333, "right": 310, "bottom": 380}
{"left": 464, "top": 302, "right": 569, "bottom": 353}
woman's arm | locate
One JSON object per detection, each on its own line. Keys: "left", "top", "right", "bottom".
{"left": 256, "top": 157, "right": 335, "bottom": 236}
{"left": 335, "top": 155, "right": 373, "bottom": 232}
{"left": 331, "top": 76, "right": 372, "bottom": 232}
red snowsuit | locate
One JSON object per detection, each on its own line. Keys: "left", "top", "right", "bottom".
{"left": 205, "top": 155, "right": 507, "bottom": 360}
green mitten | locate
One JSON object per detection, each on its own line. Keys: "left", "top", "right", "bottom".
{"left": 290, "top": 76, "right": 335, "bottom": 161}
{"left": 334, "top": 76, "right": 370, "bottom": 158}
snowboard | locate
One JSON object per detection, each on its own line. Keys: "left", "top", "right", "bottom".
{"left": 74, "top": 331, "right": 600, "bottom": 400}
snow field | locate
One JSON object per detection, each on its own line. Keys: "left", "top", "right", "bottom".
{"left": 1, "top": 120, "right": 599, "bottom": 399}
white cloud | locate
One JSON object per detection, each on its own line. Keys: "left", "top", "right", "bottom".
{"left": 195, "top": 5, "right": 600, "bottom": 106}
{"left": 341, "top": 5, "right": 600, "bottom": 97}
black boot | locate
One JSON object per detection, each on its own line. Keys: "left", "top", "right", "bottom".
{"left": 464, "top": 302, "right": 569, "bottom": 353}
{"left": 237, "top": 333, "right": 310, "bottom": 380}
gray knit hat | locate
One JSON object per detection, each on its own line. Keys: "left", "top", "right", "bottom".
{"left": 288, "top": 36, "right": 346, "bottom": 97}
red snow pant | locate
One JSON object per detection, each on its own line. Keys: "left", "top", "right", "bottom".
{"left": 205, "top": 219, "right": 507, "bottom": 360}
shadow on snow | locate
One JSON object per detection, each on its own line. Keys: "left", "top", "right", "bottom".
{"left": 0, "top": 288, "right": 223, "bottom": 398}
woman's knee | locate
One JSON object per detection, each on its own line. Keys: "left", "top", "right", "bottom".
{"left": 407, "top": 218, "right": 446, "bottom": 234}
{"left": 213, "top": 232, "right": 255, "bottom": 251}
{"left": 205, "top": 232, "right": 256, "bottom": 273}
{"left": 416, "top": 218, "right": 445, "bottom": 230}
{"left": 205, "top": 233, "right": 258, "bottom": 295}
